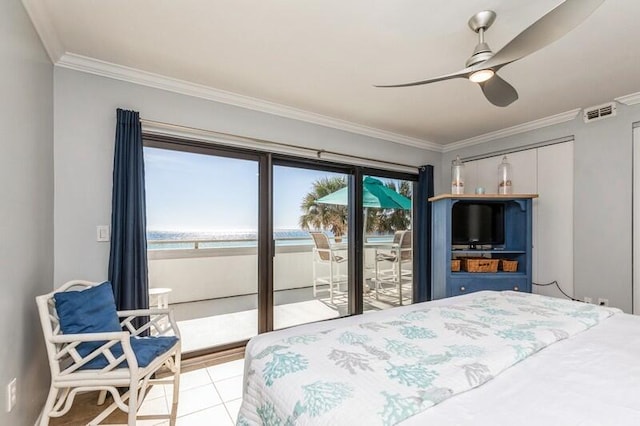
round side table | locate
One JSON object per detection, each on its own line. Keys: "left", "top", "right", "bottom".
{"left": 149, "top": 287, "right": 172, "bottom": 309}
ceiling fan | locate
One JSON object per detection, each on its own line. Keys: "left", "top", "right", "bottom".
{"left": 375, "top": 0, "right": 605, "bottom": 107}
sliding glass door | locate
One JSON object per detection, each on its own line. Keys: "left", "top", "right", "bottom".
{"left": 144, "top": 141, "right": 260, "bottom": 355}
{"left": 272, "top": 164, "right": 351, "bottom": 329}
{"left": 361, "top": 175, "right": 414, "bottom": 312}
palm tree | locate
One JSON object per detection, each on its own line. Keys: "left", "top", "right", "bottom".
{"left": 299, "top": 177, "right": 348, "bottom": 238}
{"left": 374, "top": 180, "right": 412, "bottom": 233}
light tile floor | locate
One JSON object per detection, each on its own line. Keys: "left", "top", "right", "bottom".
{"left": 140, "top": 358, "right": 245, "bottom": 425}
{"left": 47, "top": 357, "right": 245, "bottom": 425}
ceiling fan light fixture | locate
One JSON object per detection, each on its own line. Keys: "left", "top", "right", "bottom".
{"left": 469, "top": 69, "right": 494, "bottom": 83}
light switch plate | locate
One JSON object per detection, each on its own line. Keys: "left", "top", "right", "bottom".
{"left": 97, "top": 225, "right": 110, "bottom": 242}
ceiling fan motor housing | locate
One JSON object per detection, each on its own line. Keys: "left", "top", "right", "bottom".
{"left": 466, "top": 43, "right": 494, "bottom": 67}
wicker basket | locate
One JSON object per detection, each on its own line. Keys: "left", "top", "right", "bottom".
{"left": 499, "top": 259, "right": 519, "bottom": 272}
{"left": 461, "top": 258, "right": 499, "bottom": 273}
{"left": 451, "top": 259, "right": 461, "bottom": 272}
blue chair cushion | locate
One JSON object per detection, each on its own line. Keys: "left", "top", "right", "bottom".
{"left": 54, "top": 281, "right": 178, "bottom": 370}
{"left": 81, "top": 335, "right": 179, "bottom": 370}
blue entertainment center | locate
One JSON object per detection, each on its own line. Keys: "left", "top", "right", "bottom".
{"left": 430, "top": 194, "right": 538, "bottom": 300}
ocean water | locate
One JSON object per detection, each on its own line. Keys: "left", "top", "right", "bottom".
{"left": 147, "top": 229, "right": 318, "bottom": 250}
{"left": 147, "top": 229, "right": 393, "bottom": 250}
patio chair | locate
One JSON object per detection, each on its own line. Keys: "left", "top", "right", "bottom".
{"left": 309, "top": 232, "right": 347, "bottom": 303}
{"left": 36, "top": 280, "right": 181, "bottom": 425}
{"left": 374, "top": 230, "right": 412, "bottom": 305}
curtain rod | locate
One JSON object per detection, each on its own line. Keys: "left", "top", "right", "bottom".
{"left": 140, "top": 119, "right": 419, "bottom": 173}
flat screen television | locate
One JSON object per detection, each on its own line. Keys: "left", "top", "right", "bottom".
{"left": 451, "top": 201, "right": 505, "bottom": 248}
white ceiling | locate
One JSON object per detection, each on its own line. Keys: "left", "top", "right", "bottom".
{"left": 25, "top": 0, "right": 640, "bottom": 148}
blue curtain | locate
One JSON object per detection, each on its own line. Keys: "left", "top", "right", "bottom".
{"left": 108, "top": 109, "right": 149, "bottom": 312}
{"left": 415, "top": 165, "right": 434, "bottom": 302}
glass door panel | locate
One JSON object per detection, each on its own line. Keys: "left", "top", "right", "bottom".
{"left": 144, "top": 146, "right": 259, "bottom": 353}
{"left": 273, "top": 165, "right": 350, "bottom": 329}
{"left": 362, "top": 175, "right": 414, "bottom": 312}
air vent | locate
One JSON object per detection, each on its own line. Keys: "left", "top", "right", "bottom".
{"left": 583, "top": 102, "right": 617, "bottom": 123}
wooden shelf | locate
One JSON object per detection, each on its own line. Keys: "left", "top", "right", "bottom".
{"left": 428, "top": 193, "right": 539, "bottom": 202}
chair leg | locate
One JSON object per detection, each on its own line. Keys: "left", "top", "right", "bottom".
{"left": 312, "top": 258, "right": 317, "bottom": 297}
{"left": 398, "top": 262, "right": 403, "bottom": 306}
{"left": 374, "top": 257, "right": 380, "bottom": 300}
{"left": 127, "top": 380, "right": 138, "bottom": 426}
{"left": 97, "top": 389, "right": 107, "bottom": 405}
{"left": 329, "top": 260, "right": 334, "bottom": 303}
{"left": 39, "top": 386, "right": 59, "bottom": 426}
{"left": 169, "top": 352, "right": 181, "bottom": 426}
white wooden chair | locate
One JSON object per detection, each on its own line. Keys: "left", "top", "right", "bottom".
{"left": 374, "top": 230, "right": 413, "bottom": 305}
{"left": 36, "top": 280, "right": 181, "bottom": 425}
{"left": 310, "top": 232, "right": 348, "bottom": 303}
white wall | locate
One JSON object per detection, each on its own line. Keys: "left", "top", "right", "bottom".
{"left": 53, "top": 68, "right": 441, "bottom": 287}
{"left": 443, "top": 103, "right": 640, "bottom": 313}
{"left": 633, "top": 125, "right": 640, "bottom": 314}
{"left": 0, "top": 1, "right": 53, "bottom": 424}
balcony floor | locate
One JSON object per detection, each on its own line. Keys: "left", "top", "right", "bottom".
{"left": 171, "top": 283, "right": 412, "bottom": 353}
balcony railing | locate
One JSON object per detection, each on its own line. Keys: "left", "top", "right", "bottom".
{"left": 148, "top": 236, "right": 313, "bottom": 250}
{"left": 147, "top": 234, "right": 396, "bottom": 304}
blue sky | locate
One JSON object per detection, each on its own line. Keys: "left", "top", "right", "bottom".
{"left": 144, "top": 147, "right": 345, "bottom": 231}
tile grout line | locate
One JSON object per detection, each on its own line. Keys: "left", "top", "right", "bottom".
{"left": 208, "top": 366, "right": 243, "bottom": 424}
{"left": 222, "top": 396, "right": 241, "bottom": 425}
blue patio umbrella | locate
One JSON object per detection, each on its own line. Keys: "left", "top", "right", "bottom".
{"left": 316, "top": 176, "right": 411, "bottom": 236}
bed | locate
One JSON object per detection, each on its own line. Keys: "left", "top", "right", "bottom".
{"left": 237, "top": 291, "right": 640, "bottom": 425}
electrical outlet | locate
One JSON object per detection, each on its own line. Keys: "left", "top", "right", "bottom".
{"left": 598, "top": 298, "right": 609, "bottom": 306}
{"left": 6, "top": 378, "right": 16, "bottom": 412}
{"left": 584, "top": 297, "right": 593, "bottom": 304}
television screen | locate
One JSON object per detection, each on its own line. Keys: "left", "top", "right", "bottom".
{"left": 451, "top": 202, "right": 505, "bottom": 246}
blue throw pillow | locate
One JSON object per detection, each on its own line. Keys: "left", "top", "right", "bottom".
{"left": 54, "top": 281, "right": 122, "bottom": 334}
{"left": 54, "top": 282, "right": 122, "bottom": 365}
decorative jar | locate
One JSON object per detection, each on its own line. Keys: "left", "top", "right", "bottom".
{"left": 451, "top": 156, "right": 465, "bottom": 194}
{"left": 498, "top": 156, "right": 513, "bottom": 194}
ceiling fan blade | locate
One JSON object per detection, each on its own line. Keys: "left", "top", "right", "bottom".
{"left": 479, "top": 75, "right": 519, "bottom": 107}
{"left": 482, "top": 0, "right": 605, "bottom": 71}
{"left": 374, "top": 67, "right": 473, "bottom": 88}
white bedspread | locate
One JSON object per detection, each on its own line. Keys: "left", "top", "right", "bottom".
{"left": 237, "top": 291, "right": 632, "bottom": 425}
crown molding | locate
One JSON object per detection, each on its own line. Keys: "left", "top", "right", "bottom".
{"left": 615, "top": 92, "right": 640, "bottom": 106}
{"left": 21, "top": 0, "right": 64, "bottom": 63}
{"left": 442, "top": 108, "right": 582, "bottom": 152}
{"left": 55, "top": 53, "right": 441, "bottom": 151}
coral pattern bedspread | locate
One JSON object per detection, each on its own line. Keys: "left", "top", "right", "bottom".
{"left": 237, "top": 292, "right": 620, "bottom": 426}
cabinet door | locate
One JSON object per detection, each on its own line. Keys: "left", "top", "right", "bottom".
{"left": 535, "top": 142, "right": 574, "bottom": 297}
